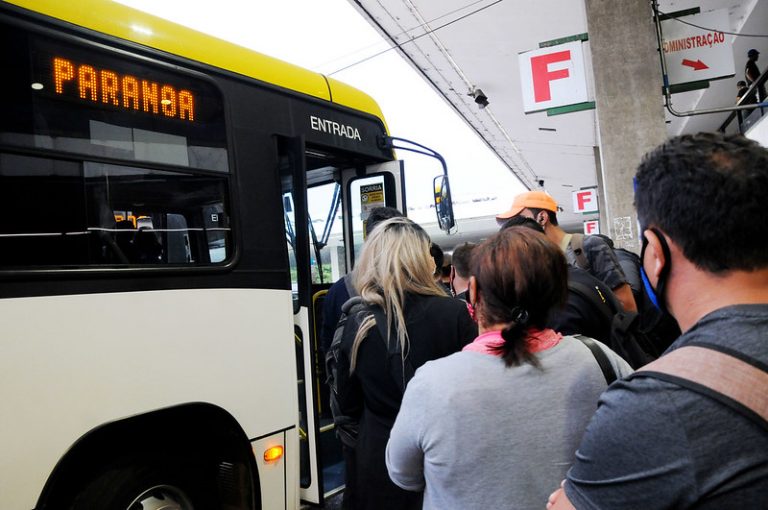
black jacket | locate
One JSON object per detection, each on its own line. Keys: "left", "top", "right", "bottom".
{"left": 337, "top": 293, "right": 476, "bottom": 510}
{"left": 548, "top": 266, "right": 616, "bottom": 343}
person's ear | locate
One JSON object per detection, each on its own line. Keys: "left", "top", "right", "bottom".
{"left": 537, "top": 211, "right": 549, "bottom": 227}
{"left": 643, "top": 229, "right": 667, "bottom": 286}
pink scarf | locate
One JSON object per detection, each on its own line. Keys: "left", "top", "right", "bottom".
{"left": 462, "top": 328, "right": 563, "bottom": 356}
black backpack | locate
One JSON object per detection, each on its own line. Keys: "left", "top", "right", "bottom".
{"left": 325, "top": 297, "right": 415, "bottom": 447}
{"left": 570, "top": 235, "right": 679, "bottom": 364}
{"left": 325, "top": 296, "right": 366, "bottom": 448}
{"left": 568, "top": 280, "right": 663, "bottom": 369}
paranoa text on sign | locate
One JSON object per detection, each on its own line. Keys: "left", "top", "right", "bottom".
{"left": 310, "top": 116, "right": 362, "bottom": 141}
{"left": 52, "top": 57, "right": 195, "bottom": 121}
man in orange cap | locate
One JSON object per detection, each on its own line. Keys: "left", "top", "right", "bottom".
{"left": 497, "top": 191, "right": 637, "bottom": 312}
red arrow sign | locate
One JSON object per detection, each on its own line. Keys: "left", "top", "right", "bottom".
{"left": 682, "top": 59, "right": 709, "bottom": 71}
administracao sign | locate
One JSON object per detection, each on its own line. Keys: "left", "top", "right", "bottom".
{"left": 661, "top": 9, "right": 734, "bottom": 85}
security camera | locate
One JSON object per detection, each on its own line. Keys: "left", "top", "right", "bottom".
{"left": 469, "top": 88, "right": 489, "bottom": 109}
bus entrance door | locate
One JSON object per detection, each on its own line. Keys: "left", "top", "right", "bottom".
{"left": 282, "top": 134, "right": 407, "bottom": 505}
{"left": 279, "top": 136, "right": 327, "bottom": 506}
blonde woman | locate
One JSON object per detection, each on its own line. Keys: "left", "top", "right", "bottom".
{"left": 336, "top": 217, "right": 476, "bottom": 510}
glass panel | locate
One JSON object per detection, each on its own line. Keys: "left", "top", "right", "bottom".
{"left": 348, "top": 174, "right": 387, "bottom": 264}
{"left": 307, "top": 182, "right": 344, "bottom": 285}
{"left": 282, "top": 192, "right": 300, "bottom": 312}
{"left": 295, "top": 326, "right": 311, "bottom": 489}
{"left": 0, "top": 21, "right": 228, "bottom": 172}
{"left": 0, "top": 152, "right": 231, "bottom": 268}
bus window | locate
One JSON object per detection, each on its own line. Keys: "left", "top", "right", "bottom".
{"left": 203, "top": 204, "right": 228, "bottom": 263}
{"left": 166, "top": 213, "right": 193, "bottom": 263}
{"left": 307, "top": 181, "right": 344, "bottom": 285}
{"left": 0, "top": 153, "right": 231, "bottom": 268}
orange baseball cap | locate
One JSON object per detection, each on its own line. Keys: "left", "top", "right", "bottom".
{"left": 496, "top": 191, "right": 558, "bottom": 220}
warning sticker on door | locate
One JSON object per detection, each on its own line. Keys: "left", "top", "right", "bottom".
{"left": 361, "top": 183, "right": 385, "bottom": 238}
{"left": 360, "top": 183, "right": 385, "bottom": 217}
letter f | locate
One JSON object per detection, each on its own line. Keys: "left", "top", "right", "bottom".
{"left": 531, "top": 50, "right": 571, "bottom": 103}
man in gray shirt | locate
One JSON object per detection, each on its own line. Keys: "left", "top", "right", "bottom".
{"left": 547, "top": 133, "right": 768, "bottom": 509}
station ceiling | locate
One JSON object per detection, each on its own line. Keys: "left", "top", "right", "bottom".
{"left": 348, "top": 0, "right": 766, "bottom": 232}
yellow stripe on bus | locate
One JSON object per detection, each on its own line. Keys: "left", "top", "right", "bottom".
{"left": 5, "top": 0, "right": 387, "bottom": 127}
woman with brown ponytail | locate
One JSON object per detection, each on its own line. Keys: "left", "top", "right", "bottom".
{"left": 385, "top": 226, "right": 632, "bottom": 510}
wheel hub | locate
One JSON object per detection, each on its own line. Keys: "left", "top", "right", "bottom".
{"left": 128, "top": 484, "right": 193, "bottom": 510}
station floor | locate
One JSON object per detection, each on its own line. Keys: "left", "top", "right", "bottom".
{"left": 301, "top": 491, "right": 343, "bottom": 509}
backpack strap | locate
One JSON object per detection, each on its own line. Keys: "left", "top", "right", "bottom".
{"left": 634, "top": 343, "right": 768, "bottom": 432}
{"left": 576, "top": 335, "right": 617, "bottom": 385}
{"left": 570, "top": 233, "right": 590, "bottom": 271}
{"left": 340, "top": 295, "right": 364, "bottom": 314}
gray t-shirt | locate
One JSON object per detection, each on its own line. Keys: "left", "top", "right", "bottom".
{"left": 386, "top": 336, "right": 632, "bottom": 510}
{"left": 565, "top": 304, "right": 768, "bottom": 509}
{"left": 564, "top": 234, "right": 628, "bottom": 290}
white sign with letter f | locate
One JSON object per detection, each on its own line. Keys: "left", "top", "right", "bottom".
{"left": 519, "top": 41, "right": 589, "bottom": 113}
{"left": 572, "top": 188, "right": 599, "bottom": 214}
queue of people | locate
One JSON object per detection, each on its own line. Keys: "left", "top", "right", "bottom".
{"left": 324, "top": 131, "right": 768, "bottom": 509}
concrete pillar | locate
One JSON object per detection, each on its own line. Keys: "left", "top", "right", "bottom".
{"left": 585, "top": 0, "right": 668, "bottom": 252}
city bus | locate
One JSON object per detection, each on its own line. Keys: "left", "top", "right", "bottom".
{"left": 0, "top": 1, "right": 454, "bottom": 508}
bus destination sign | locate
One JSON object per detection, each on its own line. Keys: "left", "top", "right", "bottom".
{"left": 50, "top": 56, "right": 196, "bottom": 122}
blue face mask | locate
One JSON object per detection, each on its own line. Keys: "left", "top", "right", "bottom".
{"left": 640, "top": 266, "right": 660, "bottom": 309}
{"left": 640, "top": 227, "right": 671, "bottom": 313}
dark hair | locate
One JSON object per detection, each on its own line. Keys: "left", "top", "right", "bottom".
{"left": 528, "top": 207, "right": 558, "bottom": 226}
{"left": 471, "top": 227, "right": 568, "bottom": 367}
{"left": 500, "top": 216, "right": 544, "bottom": 233}
{"left": 430, "top": 243, "right": 444, "bottom": 276}
{"left": 366, "top": 206, "right": 404, "bottom": 236}
{"left": 737, "top": 80, "right": 747, "bottom": 87}
{"left": 635, "top": 132, "right": 768, "bottom": 273}
{"left": 451, "top": 242, "right": 476, "bottom": 278}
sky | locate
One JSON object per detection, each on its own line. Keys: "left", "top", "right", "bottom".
{"left": 115, "top": 0, "right": 525, "bottom": 224}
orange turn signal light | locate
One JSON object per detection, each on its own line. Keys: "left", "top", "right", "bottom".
{"left": 264, "top": 445, "right": 284, "bottom": 463}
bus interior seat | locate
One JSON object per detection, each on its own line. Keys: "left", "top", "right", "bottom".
{"left": 133, "top": 227, "right": 163, "bottom": 263}
{"left": 113, "top": 220, "right": 137, "bottom": 263}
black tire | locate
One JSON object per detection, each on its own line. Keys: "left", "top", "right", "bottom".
{"left": 70, "top": 453, "right": 220, "bottom": 510}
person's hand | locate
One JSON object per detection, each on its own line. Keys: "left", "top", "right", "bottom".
{"left": 546, "top": 487, "right": 562, "bottom": 509}
{"left": 546, "top": 480, "right": 576, "bottom": 509}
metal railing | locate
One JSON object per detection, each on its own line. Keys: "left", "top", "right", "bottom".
{"left": 651, "top": 0, "right": 768, "bottom": 128}
{"left": 718, "top": 69, "right": 768, "bottom": 134}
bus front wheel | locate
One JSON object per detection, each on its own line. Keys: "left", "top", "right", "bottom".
{"left": 69, "top": 453, "right": 218, "bottom": 510}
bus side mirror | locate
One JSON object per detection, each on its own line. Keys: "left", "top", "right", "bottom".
{"left": 433, "top": 175, "right": 455, "bottom": 232}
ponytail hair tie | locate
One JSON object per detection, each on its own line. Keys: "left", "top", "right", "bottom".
{"left": 510, "top": 307, "right": 529, "bottom": 326}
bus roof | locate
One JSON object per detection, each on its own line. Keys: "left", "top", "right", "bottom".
{"left": 5, "top": 0, "right": 388, "bottom": 128}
